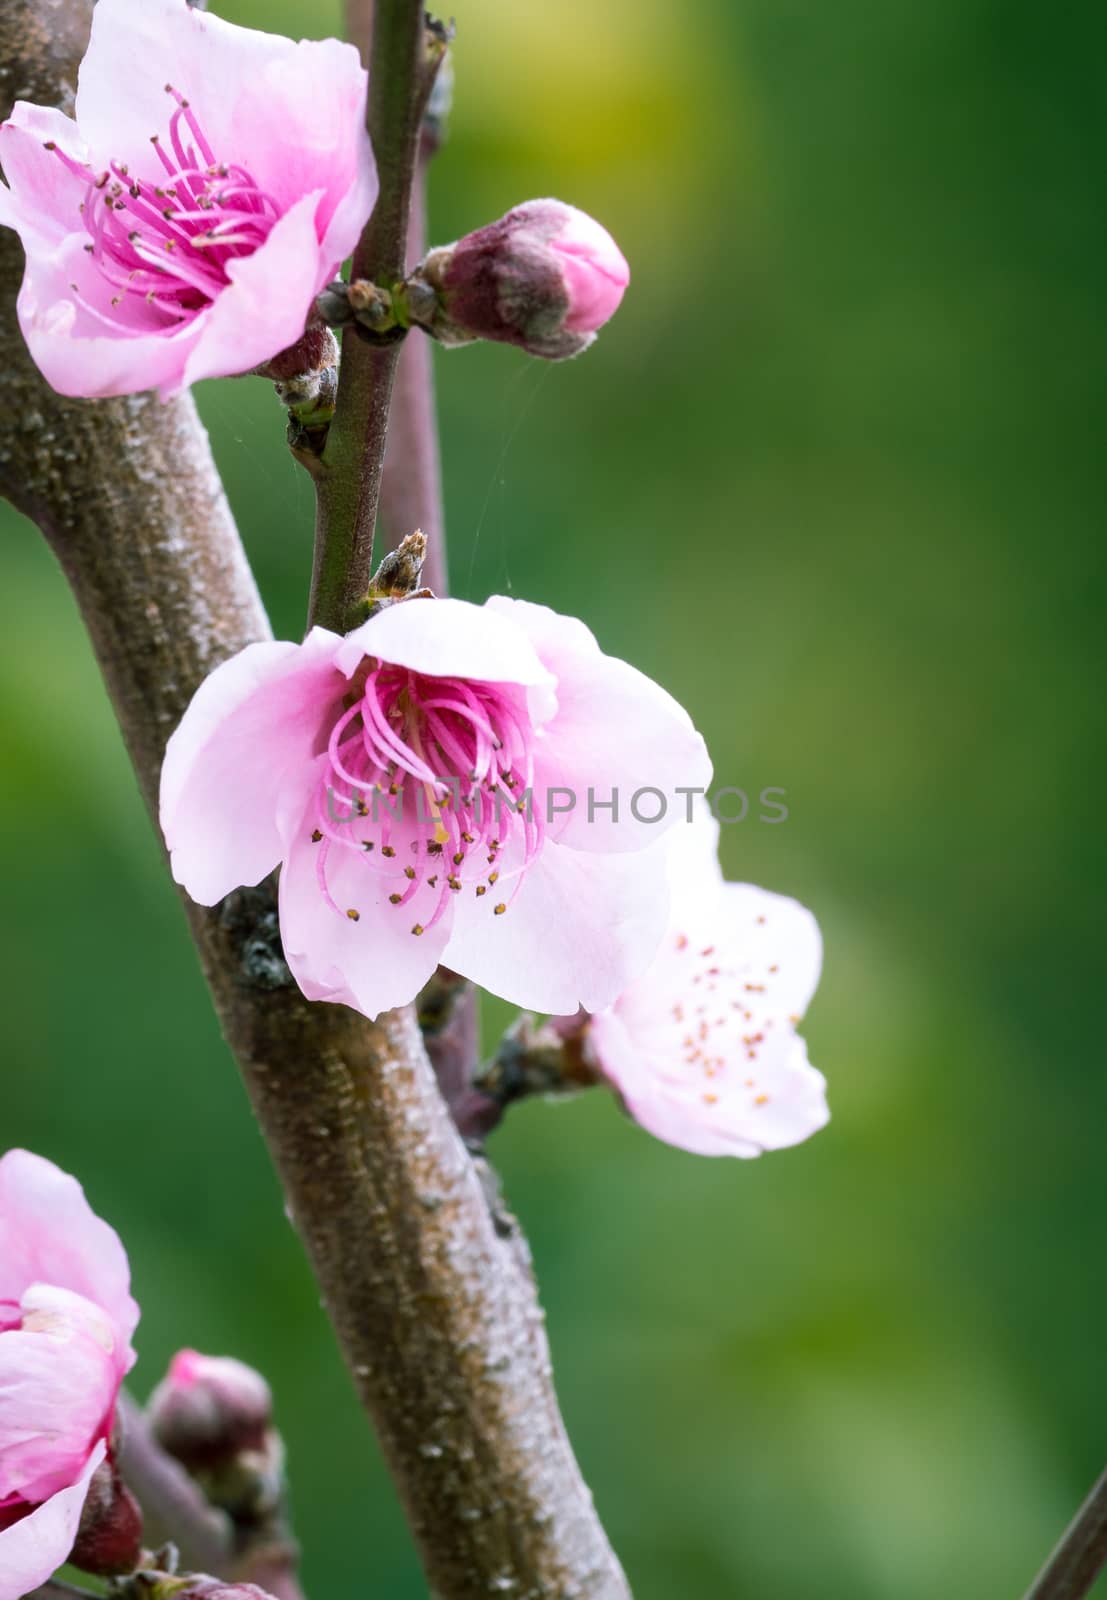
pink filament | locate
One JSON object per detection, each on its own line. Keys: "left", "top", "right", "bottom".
{"left": 312, "top": 664, "right": 544, "bottom": 933}
{"left": 49, "top": 85, "right": 279, "bottom": 334}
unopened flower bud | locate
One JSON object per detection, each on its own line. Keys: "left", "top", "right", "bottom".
{"left": 70, "top": 1455, "right": 144, "bottom": 1577}
{"left": 256, "top": 324, "right": 337, "bottom": 386}
{"left": 314, "top": 280, "right": 355, "bottom": 328}
{"left": 148, "top": 1350, "right": 272, "bottom": 1471}
{"left": 368, "top": 530, "right": 429, "bottom": 604}
{"left": 412, "top": 199, "right": 629, "bottom": 360}
{"left": 147, "top": 1350, "right": 284, "bottom": 1523}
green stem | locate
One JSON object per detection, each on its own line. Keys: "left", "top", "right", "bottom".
{"left": 1023, "top": 1466, "right": 1107, "bottom": 1600}
{"left": 308, "top": 1, "right": 442, "bottom": 632}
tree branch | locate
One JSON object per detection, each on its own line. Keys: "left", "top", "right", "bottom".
{"left": 1, "top": 4, "right": 631, "bottom": 1596}
{"left": 1023, "top": 1465, "right": 1107, "bottom": 1600}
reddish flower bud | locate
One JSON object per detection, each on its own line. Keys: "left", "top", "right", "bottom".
{"left": 414, "top": 199, "right": 629, "bottom": 360}
{"left": 148, "top": 1350, "right": 272, "bottom": 1471}
{"left": 70, "top": 1455, "right": 144, "bottom": 1577}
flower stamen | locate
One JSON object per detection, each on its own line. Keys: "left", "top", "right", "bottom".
{"left": 312, "top": 664, "right": 544, "bottom": 934}
{"left": 46, "top": 88, "right": 278, "bottom": 334}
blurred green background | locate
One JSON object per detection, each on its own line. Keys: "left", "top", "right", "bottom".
{"left": 3, "top": 0, "right": 1105, "bottom": 1594}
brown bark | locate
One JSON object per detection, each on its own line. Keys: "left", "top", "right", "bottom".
{"left": 0, "top": 2, "right": 631, "bottom": 1594}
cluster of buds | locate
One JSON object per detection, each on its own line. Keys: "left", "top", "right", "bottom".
{"left": 147, "top": 1350, "right": 284, "bottom": 1523}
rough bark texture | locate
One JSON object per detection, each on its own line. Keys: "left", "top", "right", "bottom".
{"left": 0, "top": 3, "right": 631, "bottom": 1595}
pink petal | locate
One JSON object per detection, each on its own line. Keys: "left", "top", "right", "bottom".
{"left": 444, "top": 837, "right": 670, "bottom": 1014}
{"left": 219, "top": 36, "right": 375, "bottom": 253}
{"left": 335, "top": 597, "right": 556, "bottom": 691}
{"left": 75, "top": 0, "right": 372, "bottom": 242}
{"left": 9, "top": 232, "right": 206, "bottom": 401}
{"left": 0, "top": 1290, "right": 117, "bottom": 1505}
{"left": 550, "top": 205, "right": 630, "bottom": 335}
{"left": 588, "top": 1008, "right": 761, "bottom": 1157}
{"left": 600, "top": 1023, "right": 828, "bottom": 1158}
{"left": 662, "top": 811, "right": 823, "bottom": 1019}
{"left": 0, "top": 106, "right": 89, "bottom": 255}
{"left": 179, "top": 190, "right": 329, "bottom": 395}
{"left": 277, "top": 773, "right": 450, "bottom": 1018}
{"left": 660, "top": 798, "right": 726, "bottom": 889}
{"left": 588, "top": 810, "right": 827, "bottom": 1158}
{"left": 0, "top": 1153, "right": 137, "bottom": 1363}
{"left": 713, "top": 882, "right": 822, "bottom": 1020}
{"left": 486, "top": 596, "right": 711, "bottom": 853}
{"left": 161, "top": 631, "right": 345, "bottom": 907}
{"left": 76, "top": 0, "right": 303, "bottom": 181}
{"left": 0, "top": 1438, "right": 104, "bottom": 1600}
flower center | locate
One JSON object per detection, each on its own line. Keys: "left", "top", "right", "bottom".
{"left": 311, "top": 664, "right": 545, "bottom": 936}
{"left": 46, "top": 85, "right": 279, "bottom": 331}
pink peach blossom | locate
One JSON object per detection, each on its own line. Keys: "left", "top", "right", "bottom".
{"left": 0, "top": 1150, "right": 138, "bottom": 1599}
{"left": 587, "top": 809, "right": 828, "bottom": 1157}
{"left": 160, "top": 595, "right": 711, "bottom": 1019}
{"left": 0, "top": 0, "right": 375, "bottom": 400}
